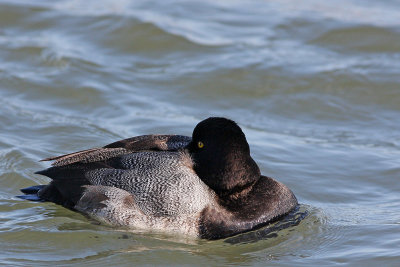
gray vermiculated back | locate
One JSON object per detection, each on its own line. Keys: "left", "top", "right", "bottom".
{"left": 85, "top": 151, "right": 215, "bottom": 216}
{"left": 164, "top": 135, "right": 192, "bottom": 150}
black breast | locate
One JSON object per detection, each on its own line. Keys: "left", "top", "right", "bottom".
{"left": 198, "top": 175, "right": 298, "bottom": 240}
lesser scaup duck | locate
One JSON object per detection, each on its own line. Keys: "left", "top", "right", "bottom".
{"left": 19, "top": 117, "right": 298, "bottom": 239}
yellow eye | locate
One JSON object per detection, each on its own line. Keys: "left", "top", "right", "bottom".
{"left": 197, "top": 141, "right": 204, "bottom": 149}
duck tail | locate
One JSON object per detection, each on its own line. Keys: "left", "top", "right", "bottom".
{"left": 17, "top": 185, "right": 47, "bottom": 202}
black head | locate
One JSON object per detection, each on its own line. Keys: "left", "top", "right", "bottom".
{"left": 187, "top": 117, "right": 260, "bottom": 197}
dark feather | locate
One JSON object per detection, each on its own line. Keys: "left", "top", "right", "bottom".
{"left": 40, "top": 147, "right": 100, "bottom": 161}
{"left": 16, "top": 194, "right": 45, "bottom": 201}
{"left": 41, "top": 134, "right": 191, "bottom": 167}
{"left": 20, "top": 185, "right": 46, "bottom": 194}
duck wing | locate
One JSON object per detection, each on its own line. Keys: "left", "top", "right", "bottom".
{"left": 41, "top": 134, "right": 191, "bottom": 167}
{"left": 35, "top": 151, "right": 213, "bottom": 217}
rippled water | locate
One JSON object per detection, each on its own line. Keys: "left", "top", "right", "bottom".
{"left": 1, "top": 0, "right": 399, "bottom": 266}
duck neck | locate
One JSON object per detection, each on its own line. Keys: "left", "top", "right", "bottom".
{"left": 217, "top": 177, "right": 258, "bottom": 202}
{"left": 204, "top": 155, "right": 261, "bottom": 202}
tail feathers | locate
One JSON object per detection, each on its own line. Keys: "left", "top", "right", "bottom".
{"left": 34, "top": 162, "right": 110, "bottom": 180}
{"left": 20, "top": 185, "right": 46, "bottom": 194}
{"left": 34, "top": 170, "right": 48, "bottom": 176}
{"left": 17, "top": 185, "right": 47, "bottom": 202}
{"left": 16, "top": 194, "right": 45, "bottom": 202}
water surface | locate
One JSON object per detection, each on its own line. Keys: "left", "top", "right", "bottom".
{"left": 0, "top": 0, "right": 399, "bottom": 266}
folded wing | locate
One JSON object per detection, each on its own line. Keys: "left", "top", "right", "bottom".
{"left": 41, "top": 134, "right": 191, "bottom": 167}
{"left": 33, "top": 135, "right": 213, "bottom": 219}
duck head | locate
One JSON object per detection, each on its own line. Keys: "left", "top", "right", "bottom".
{"left": 187, "top": 117, "right": 261, "bottom": 197}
